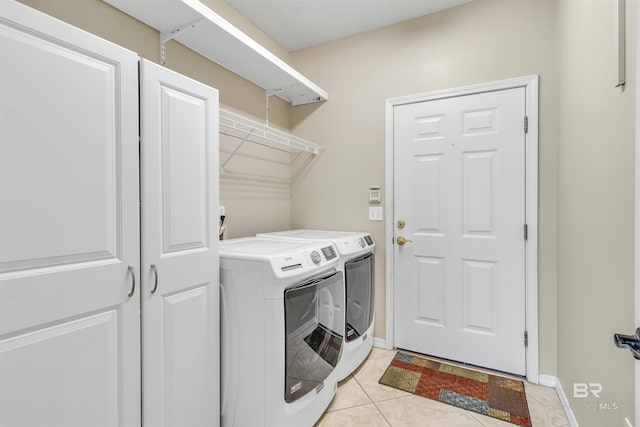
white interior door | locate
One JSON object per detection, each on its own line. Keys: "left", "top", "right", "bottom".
{"left": 140, "top": 59, "right": 220, "bottom": 427}
{"left": 0, "top": 2, "right": 140, "bottom": 426}
{"left": 393, "top": 88, "right": 527, "bottom": 375}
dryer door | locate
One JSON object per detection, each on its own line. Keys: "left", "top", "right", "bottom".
{"left": 345, "top": 253, "right": 375, "bottom": 342}
{"left": 284, "top": 270, "right": 344, "bottom": 403}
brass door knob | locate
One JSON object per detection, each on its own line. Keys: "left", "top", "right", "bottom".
{"left": 396, "top": 236, "right": 412, "bottom": 246}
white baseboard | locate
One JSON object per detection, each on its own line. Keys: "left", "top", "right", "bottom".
{"left": 542, "top": 374, "right": 579, "bottom": 427}
{"left": 373, "top": 337, "right": 386, "bottom": 349}
{"left": 538, "top": 374, "right": 557, "bottom": 387}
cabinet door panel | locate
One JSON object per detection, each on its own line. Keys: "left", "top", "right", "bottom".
{"left": 0, "top": 2, "right": 140, "bottom": 426}
{"left": 140, "top": 59, "right": 219, "bottom": 427}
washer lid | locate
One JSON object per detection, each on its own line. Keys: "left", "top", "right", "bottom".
{"left": 263, "top": 229, "right": 358, "bottom": 240}
{"left": 219, "top": 237, "right": 339, "bottom": 279}
{"left": 257, "top": 229, "right": 375, "bottom": 256}
{"left": 220, "top": 237, "right": 315, "bottom": 256}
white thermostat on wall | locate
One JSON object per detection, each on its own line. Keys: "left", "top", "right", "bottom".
{"left": 369, "top": 186, "right": 381, "bottom": 203}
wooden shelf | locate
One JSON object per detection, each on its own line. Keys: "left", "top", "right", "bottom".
{"left": 103, "top": 0, "right": 328, "bottom": 105}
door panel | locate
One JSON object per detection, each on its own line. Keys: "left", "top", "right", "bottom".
{"left": 160, "top": 86, "right": 210, "bottom": 253}
{"left": 163, "top": 285, "right": 213, "bottom": 427}
{"left": 463, "top": 151, "right": 495, "bottom": 235}
{"left": 1, "top": 311, "right": 120, "bottom": 427}
{"left": 140, "top": 59, "right": 219, "bottom": 427}
{"left": 0, "top": 2, "right": 140, "bottom": 426}
{"left": 394, "top": 88, "right": 526, "bottom": 375}
{"left": 415, "top": 155, "right": 444, "bottom": 232}
{"left": 0, "top": 13, "right": 120, "bottom": 273}
{"left": 463, "top": 260, "right": 497, "bottom": 333}
{"left": 416, "top": 257, "right": 445, "bottom": 325}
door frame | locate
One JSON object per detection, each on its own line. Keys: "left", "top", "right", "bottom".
{"left": 384, "top": 75, "right": 539, "bottom": 383}
{"left": 634, "top": 3, "right": 640, "bottom": 423}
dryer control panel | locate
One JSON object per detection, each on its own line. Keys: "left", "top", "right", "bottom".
{"left": 332, "top": 234, "right": 375, "bottom": 256}
{"left": 272, "top": 243, "right": 339, "bottom": 278}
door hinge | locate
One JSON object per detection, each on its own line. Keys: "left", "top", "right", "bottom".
{"left": 524, "top": 116, "right": 529, "bottom": 134}
{"left": 524, "top": 330, "right": 529, "bottom": 347}
{"left": 524, "top": 224, "right": 528, "bottom": 241}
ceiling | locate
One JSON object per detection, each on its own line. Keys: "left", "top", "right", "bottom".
{"left": 225, "top": 0, "right": 475, "bottom": 52}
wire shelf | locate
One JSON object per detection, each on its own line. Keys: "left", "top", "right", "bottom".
{"left": 219, "top": 109, "right": 324, "bottom": 172}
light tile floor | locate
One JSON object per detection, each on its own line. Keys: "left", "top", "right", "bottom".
{"left": 315, "top": 348, "right": 570, "bottom": 427}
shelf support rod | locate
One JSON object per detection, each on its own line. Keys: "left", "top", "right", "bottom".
{"left": 220, "top": 128, "right": 254, "bottom": 173}
{"left": 265, "top": 84, "right": 299, "bottom": 127}
{"left": 160, "top": 18, "right": 203, "bottom": 66}
{"left": 265, "top": 89, "right": 270, "bottom": 127}
{"left": 616, "top": 0, "right": 626, "bottom": 88}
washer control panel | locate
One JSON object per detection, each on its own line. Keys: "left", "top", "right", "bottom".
{"left": 271, "top": 243, "right": 339, "bottom": 277}
{"left": 321, "top": 245, "right": 337, "bottom": 261}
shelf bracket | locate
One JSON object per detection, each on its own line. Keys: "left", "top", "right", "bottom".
{"left": 220, "top": 128, "right": 255, "bottom": 173}
{"left": 160, "top": 18, "right": 203, "bottom": 65}
{"left": 265, "top": 84, "right": 301, "bottom": 126}
{"left": 266, "top": 84, "right": 300, "bottom": 98}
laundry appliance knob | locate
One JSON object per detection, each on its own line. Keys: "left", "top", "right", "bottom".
{"left": 310, "top": 250, "right": 322, "bottom": 264}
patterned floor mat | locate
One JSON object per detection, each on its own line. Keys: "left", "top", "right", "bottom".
{"left": 379, "top": 352, "right": 532, "bottom": 426}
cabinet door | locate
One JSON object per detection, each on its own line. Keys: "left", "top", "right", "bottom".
{"left": 0, "top": 2, "right": 140, "bottom": 427}
{"left": 140, "top": 59, "right": 220, "bottom": 427}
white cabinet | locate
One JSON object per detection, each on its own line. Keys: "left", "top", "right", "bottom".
{"left": 0, "top": 3, "right": 219, "bottom": 427}
{"left": 140, "top": 59, "right": 219, "bottom": 427}
{"left": 0, "top": 3, "right": 141, "bottom": 425}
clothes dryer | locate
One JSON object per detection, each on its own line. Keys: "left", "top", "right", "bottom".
{"left": 257, "top": 230, "right": 375, "bottom": 381}
{"left": 219, "top": 237, "right": 344, "bottom": 427}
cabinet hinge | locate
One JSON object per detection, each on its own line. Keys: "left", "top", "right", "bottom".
{"left": 524, "top": 224, "right": 528, "bottom": 241}
{"left": 524, "top": 116, "right": 529, "bottom": 134}
{"left": 524, "top": 330, "right": 529, "bottom": 347}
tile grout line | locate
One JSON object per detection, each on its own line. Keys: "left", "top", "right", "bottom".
{"left": 370, "top": 400, "right": 394, "bottom": 426}
{"left": 352, "top": 358, "right": 413, "bottom": 427}
{"left": 525, "top": 391, "right": 565, "bottom": 409}
{"left": 352, "top": 366, "right": 393, "bottom": 426}
{"left": 466, "top": 410, "right": 513, "bottom": 427}
{"left": 324, "top": 371, "right": 394, "bottom": 426}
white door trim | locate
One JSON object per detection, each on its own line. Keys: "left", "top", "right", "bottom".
{"left": 384, "top": 75, "right": 539, "bottom": 383}
{"left": 635, "top": 3, "right": 640, "bottom": 424}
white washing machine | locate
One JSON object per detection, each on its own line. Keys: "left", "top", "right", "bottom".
{"left": 219, "top": 237, "right": 344, "bottom": 427}
{"left": 257, "top": 230, "right": 375, "bottom": 381}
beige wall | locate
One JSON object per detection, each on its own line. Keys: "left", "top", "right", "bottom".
{"left": 556, "top": 1, "right": 636, "bottom": 426}
{"left": 290, "top": 0, "right": 559, "bottom": 375}
{"left": 219, "top": 108, "right": 294, "bottom": 238}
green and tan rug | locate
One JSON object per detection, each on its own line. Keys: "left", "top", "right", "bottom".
{"left": 379, "top": 352, "right": 532, "bottom": 427}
